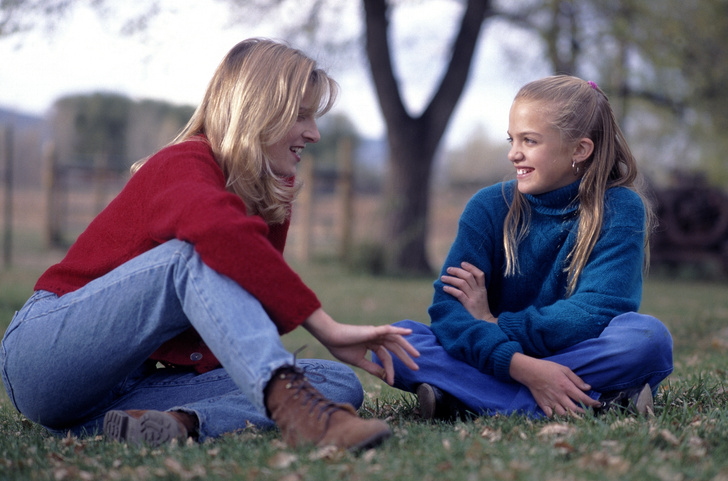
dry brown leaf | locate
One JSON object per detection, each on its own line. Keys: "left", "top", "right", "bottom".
{"left": 308, "top": 445, "right": 341, "bottom": 461}
{"left": 577, "top": 451, "right": 630, "bottom": 474}
{"left": 362, "top": 449, "right": 377, "bottom": 463}
{"left": 480, "top": 426, "right": 502, "bottom": 443}
{"left": 659, "top": 429, "right": 680, "bottom": 446}
{"left": 163, "top": 458, "right": 184, "bottom": 474}
{"left": 279, "top": 473, "right": 303, "bottom": 481}
{"left": 537, "top": 423, "right": 575, "bottom": 437}
{"left": 268, "top": 452, "right": 298, "bottom": 469}
{"left": 554, "top": 440, "right": 575, "bottom": 454}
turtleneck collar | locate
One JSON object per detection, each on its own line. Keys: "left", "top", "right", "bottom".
{"left": 523, "top": 180, "right": 581, "bottom": 216}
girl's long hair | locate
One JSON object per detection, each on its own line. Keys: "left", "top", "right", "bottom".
{"left": 132, "top": 38, "right": 338, "bottom": 224}
{"left": 503, "top": 75, "right": 654, "bottom": 296}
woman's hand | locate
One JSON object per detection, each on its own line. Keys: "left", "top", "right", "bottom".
{"left": 509, "top": 353, "right": 600, "bottom": 416}
{"left": 441, "top": 262, "right": 496, "bottom": 323}
{"left": 303, "top": 309, "right": 420, "bottom": 385}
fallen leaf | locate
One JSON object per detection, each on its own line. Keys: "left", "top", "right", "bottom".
{"left": 537, "top": 423, "right": 575, "bottom": 437}
{"left": 268, "top": 452, "right": 298, "bottom": 469}
{"left": 480, "top": 427, "right": 502, "bottom": 442}
{"left": 308, "top": 445, "right": 341, "bottom": 461}
{"left": 659, "top": 429, "right": 680, "bottom": 446}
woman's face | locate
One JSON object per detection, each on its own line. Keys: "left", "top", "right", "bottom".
{"left": 507, "top": 99, "right": 579, "bottom": 196}
{"left": 267, "top": 91, "right": 320, "bottom": 178}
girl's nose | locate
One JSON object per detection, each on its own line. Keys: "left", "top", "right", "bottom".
{"left": 508, "top": 145, "right": 522, "bottom": 163}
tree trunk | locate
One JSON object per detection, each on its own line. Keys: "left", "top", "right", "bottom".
{"left": 363, "top": 0, "right": 493, "bottom": 275}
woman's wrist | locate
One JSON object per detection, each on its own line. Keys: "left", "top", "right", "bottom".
{"left": 302, "top": 308, "right": 337, "bottom": 345}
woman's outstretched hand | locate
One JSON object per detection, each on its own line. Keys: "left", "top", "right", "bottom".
{"left": 441, "top": 262, "right": 497, "bottom": 323}
{"left": 303, "top": 308, "right": 420, "bottom": 385}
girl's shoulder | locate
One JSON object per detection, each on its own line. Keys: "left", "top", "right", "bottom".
{"left": 468, "top": 181, "right": 515, "bottom": 208}
{"left": 603, "top": 186, "right": 646, "bottom": 227}
{"left": 459, "top": 181, "right": 514, "bottom": 227}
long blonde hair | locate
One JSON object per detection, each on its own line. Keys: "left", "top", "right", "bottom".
{"left": 132, "top": 38, "right": 338, "bottom": 224}
{"left": 503, "top": 75, "right": 653, "bottom": 295}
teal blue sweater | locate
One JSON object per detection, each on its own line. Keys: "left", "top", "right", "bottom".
{"left": 429, "top": 180, "right": 646, "bottom": 382}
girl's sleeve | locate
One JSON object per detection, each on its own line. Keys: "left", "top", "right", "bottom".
{"left": 428, "top": 189, "right": 524, "bottom": 381}
{"left": 497, "top": 189, "right": 646, "bottom": 357}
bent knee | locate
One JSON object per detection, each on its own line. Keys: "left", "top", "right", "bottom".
{"left": 613, "top": 312, "right": 673, "bottom": 368}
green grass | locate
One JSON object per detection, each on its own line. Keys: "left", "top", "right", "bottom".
{"left": 1, "top": 262, "right": 728, "bottom": 481}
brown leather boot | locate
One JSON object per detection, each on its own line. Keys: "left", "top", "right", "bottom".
{"left": 103, "top": 409, "right": 196, "bottom": 446}
{"left": 265, "top": 366, "right": 391, "bottom": 451}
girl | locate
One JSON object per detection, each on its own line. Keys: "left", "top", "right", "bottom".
{"left": 0, "top": 38, "right": 419, "bottom": 449}
{"left": 376, "top": 75, "right": 673, "bottom": 419}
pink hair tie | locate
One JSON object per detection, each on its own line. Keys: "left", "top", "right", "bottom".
{"left": 587, "top": 81, "right": 599, "bottom": 90}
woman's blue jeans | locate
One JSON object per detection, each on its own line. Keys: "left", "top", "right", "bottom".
{"left": 0, "top": 240, "right": 363, "bottom": 440}
{"left": 374, "top": 314, "right": 673, "bottom": 417}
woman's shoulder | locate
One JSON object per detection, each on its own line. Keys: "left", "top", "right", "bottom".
{"left": 139, "top": 138, "right": 219, "bottom": 176}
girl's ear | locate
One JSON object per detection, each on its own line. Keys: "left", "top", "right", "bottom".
{"left": 573, "top": 138, "right": 594, "bottom": 163}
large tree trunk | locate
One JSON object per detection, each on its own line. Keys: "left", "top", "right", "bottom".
{"left": 363, "top": 0, "right": 493, "bottom": 275}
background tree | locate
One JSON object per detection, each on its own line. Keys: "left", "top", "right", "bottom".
{"left": 4, "top": 0, "right": 728, "bottom": 271}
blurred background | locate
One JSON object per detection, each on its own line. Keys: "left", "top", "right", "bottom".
{"left": 1, "top": 0, "right": 727, "bottom": 279}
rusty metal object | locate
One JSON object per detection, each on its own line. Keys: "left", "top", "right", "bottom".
{"left": 650, "top": 172, "right": 728, "bottom": 273}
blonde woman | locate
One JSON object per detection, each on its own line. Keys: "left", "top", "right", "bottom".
{"left": 1, "top": 39, "right": 418, "bottom": 450}
{"left": 376, "top": 76, "right": 672, "bottom": 420}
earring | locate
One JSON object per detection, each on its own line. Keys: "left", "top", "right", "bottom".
{"left": 572, "top": 160, "right": 580, "bottom": 176}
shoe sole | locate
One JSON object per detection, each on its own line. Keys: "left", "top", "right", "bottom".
{"left": 633, "top": 384, "right": 654, "bottom": 416}
{"left": 103, "top": 410, "right": 187, "bottom": 446}
{"left": 348, "top": 426, "right": 392, "bottom": 452}
{"left": 416, "top": 384, "right": 438, "bottom": 421}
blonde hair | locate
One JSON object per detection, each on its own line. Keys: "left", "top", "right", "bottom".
{"left": 503, "top": 75, "right": 653, "bottom": 296}
{"left": 132, "top": 38, "right": 338, "bottom": 224}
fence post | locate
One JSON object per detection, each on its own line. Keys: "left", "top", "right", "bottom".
{"left": 43, "top": 141, "right": 62, "bottom": 247}
{"left": 296, "top": 154, "right": 314, "bottom": 263}
{"left": 2, "top": 125, "right": 13, "bottom": 268}
{"left": 337, "top": 138, "right": 354, "bottom": 262}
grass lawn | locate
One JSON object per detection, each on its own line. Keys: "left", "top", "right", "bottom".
{"left": 1, "top": 261, "right": 727, "bottom": 481}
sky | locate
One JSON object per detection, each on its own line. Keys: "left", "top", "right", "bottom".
{"left": 0, "top": 0, "right": 534, "bottom": 149}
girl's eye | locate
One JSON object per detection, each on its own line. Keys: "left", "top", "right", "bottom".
{"left": 506, "top": 137, "right": 513, "bottom": 144}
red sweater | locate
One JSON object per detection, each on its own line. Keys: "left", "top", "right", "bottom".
{"left": 35, "top": 137, "right": 321, "bottom": 372}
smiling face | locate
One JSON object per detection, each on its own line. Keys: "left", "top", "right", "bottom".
{"left": 266, "top": 91, "right": 321, "bottom": 177}
{"left": 507, "top": 99, "right": 584, "bottom": 196}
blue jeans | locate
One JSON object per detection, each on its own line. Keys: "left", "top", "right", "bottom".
{"left": 374, "top": 314, "right": 673, "bottom": 417}
{"left": 0, "top": 240, "right": 363, "bottom": 441}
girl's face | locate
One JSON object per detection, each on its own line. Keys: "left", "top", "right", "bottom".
{"left": 507, "top": 99, "right": 580, "bottom": 196}
{"left": 267, "top": 91, "right": 320, "bottom": 177}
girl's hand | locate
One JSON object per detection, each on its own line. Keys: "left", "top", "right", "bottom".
{"left": 441, "top": 262, "right": 496, "bottom": 323}
{"left": 509, "top": 353, "right": 601, "bottom": 416}
{"left": 303, "top": 309, "right": 420, "bottom": 385}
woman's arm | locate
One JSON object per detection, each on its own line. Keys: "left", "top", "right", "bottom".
{"left": 302, "top": 308, "right": 420, "bottom": 385}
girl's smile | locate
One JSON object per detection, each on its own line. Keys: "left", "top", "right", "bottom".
{"left": 507, "top": 99, "right": 589, "bottom": 195}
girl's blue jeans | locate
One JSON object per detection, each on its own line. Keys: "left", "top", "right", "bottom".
{"left": 375, "top": 315, "right": 673, "bottom": 417}
{"left": 0, "top": 240, "right": 363, "bottom": 441}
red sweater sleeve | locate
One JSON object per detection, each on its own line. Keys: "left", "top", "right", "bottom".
{"left": 35, "top": 139, "right": 321, "bottom": 334}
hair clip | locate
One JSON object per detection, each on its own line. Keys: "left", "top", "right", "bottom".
{"left": 587, "top": 81, "right": 599, "bottom": 90}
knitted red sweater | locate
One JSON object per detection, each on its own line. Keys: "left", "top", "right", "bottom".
{"left": 35, "top": 137, "right": 321, "bottom": 372}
